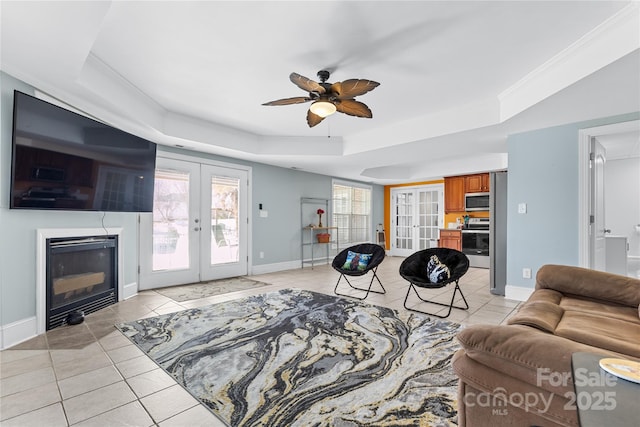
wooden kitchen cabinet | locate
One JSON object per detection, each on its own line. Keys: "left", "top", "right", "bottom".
{"left": 444, "top": 176, "right": 465, "bottom": 213}
{"left": 465, "top": 173, "right": 490, "bottom": 193}
{"left": 439, "top": 229, "right": 462, "bottom": 251}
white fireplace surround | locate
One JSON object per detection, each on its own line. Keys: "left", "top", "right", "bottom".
{"left": 36, "top": 227, "right": 125, "bottom": 335}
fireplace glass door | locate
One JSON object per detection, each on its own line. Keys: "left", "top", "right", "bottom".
{"left": 47, "top": 236, "right": 117, "bottom": 329}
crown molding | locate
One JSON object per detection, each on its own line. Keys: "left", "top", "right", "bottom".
{"left": 499, "top": 2, "right": 640, "bottom": 122}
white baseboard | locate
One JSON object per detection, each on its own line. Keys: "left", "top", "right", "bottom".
{"left": 505, "top": 285, "right": 535, "bottom": 302}
{"left": 1, "top": 316, "right": 37, "bottom": 350}
{"left": 123, "top": 282, "right": 138, "bottom": 300}
{"left": 251, "top": 260, "right": 301, "bottom": 275}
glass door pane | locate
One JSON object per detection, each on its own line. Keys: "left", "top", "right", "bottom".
{"left": 417, "top": 189, "right": 440, "bottom": 250}
{"left": 210, "top": 175, "right": 240, "bottom": 265}
{"left": 392, "top": 189, "right": 415, "bottom": 256}
{"left": 153, "top": 169, "right": 190, "bottom": 271}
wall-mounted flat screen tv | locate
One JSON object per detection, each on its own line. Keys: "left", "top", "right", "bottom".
{"left": 11, "top": 90, "right": 157, "bottom": 212}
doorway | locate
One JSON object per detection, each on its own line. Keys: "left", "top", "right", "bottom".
{"left": 390, "top": 184, "right": 444, "bottom": 257}
{"left": 578, "top": 120, "right": 639, "bottom": 273}
{"left": 139, "top": 156, "right": 250, "bottom": 290}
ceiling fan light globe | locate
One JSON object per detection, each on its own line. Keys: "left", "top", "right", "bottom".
{"left": 309, "top": 101, "right": 336, "bottom": 118}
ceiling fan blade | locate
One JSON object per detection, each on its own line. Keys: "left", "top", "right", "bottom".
{"left": 331, "top": 79, "right": 380, "bottom": 99}
{"left": 335, "top": 99, "right": 373, "bottom": 118}
{"left": 262, "top": 97, "right": 311, "bottom": 106}
{"left": 306, "top": 110, "right": 325, "bottom": 127}
{"left": 290, "top": 73, "right": 325, "bottom": 94}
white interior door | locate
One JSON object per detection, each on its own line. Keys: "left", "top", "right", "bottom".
{"left": 391, "top": 184, "right": 443, "bottom": 257}
{"left": 590, "top": 137, "right": 607, "bottom": 271}
{"left": 391, "top": 188, "right": 415, "bottom": 257}
{"left": 139, "top": 158, "right": 248, "bottom": 289}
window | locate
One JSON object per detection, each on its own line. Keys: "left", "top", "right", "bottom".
{"left": 332, "top": 180, "right": 372, "bottom": 245}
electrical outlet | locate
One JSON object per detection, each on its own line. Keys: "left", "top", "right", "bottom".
{"left": 518, "top": 203, "right": 527, "bottom": 214}
{"left": 522, "top": 268, "right": 531, "bottom": 279}
{"left": 259, "top": 251, "right": 264, "bottom": 259}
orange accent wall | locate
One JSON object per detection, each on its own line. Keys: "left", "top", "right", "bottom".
{"left": 383, "top": 180, "right": 444, "bottom": 249}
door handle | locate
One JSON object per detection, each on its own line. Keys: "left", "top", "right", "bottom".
{"left": 604, "top": 229, "right": 611, "bottom": 234}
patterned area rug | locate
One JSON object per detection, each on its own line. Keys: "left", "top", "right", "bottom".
{"left": 118, "top": 289, "right": 461, "bottom": 426}
{"left": 154, "top": 277, "right": 271, "bottom": 302}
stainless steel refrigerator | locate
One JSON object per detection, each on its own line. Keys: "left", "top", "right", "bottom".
{"left": 490, "top": 171, "right": 508, "bottom": 295}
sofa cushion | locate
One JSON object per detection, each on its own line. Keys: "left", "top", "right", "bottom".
{"left": 507, "top": 301, "right": 564, "bottom": 333}
{"left": 526, "top": 288, "right": 563, "bottom": 305}
{"left": 508, "top": 289, "right": 640, "bottom": 335}
{"left": 559, "top": 295, "right": 640, "bottom": 324}
{"left": 555, "top": 311, "right": 640, "bottom": 358}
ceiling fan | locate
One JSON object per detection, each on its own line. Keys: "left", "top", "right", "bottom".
{"left": 262, "top": 70, "right": 380, "bottom": 127}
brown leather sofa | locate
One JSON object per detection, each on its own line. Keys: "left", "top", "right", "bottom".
{"left": 452, "top": 264, "right": 640, "bottom": 427}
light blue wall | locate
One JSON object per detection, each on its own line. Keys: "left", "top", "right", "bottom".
{"left": 0, "top": 72, "right": 383, "bottom": 328}
{"left": 160, "top": 146, "right": 384, "bottom": 266}
{"left": 506, "top": 112, "right": 640, "bottom": 290}
{"left": 0, "top": 73, "right": 141, "bottom": 326}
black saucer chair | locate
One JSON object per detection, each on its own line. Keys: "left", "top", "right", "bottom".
{"left": 332, "top": 243, "right": 386, "bottom": 300}
{"left": 399, "top": 247, "right": 470, "bottom": 318}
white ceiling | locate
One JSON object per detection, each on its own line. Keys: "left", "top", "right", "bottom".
{"left": 1, "top": 1, "right": 639, "bottom": 184}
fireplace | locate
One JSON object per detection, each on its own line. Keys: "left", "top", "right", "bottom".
{"left": 46, "top": 235, "right": 118, "bottom": 330}
{"left": 35, "top": 228, "right": 125, "bottom": 335}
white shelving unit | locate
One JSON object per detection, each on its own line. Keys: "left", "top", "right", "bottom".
{"left": 300, "top": 198, "right": 339, "bottom": 268}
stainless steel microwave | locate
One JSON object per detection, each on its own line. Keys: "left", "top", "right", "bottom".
{"left": 464, "top": 192, "right": 490, "bottom": 211}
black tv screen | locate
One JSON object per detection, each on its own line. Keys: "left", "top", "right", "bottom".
{"left": 11, "top": 90, "right": 157, "bottom": 212}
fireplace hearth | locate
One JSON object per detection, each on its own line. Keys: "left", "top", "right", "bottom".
{"left": 46, "top": 235, "right": 118, "bottom": 330}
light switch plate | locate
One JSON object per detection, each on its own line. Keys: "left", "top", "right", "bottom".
{"left": 518, "top": 203, "right": 527, "bottom": 214}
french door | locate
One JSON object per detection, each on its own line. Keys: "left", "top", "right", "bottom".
{"left": 139, "top": 157, "right": 248, "bottom": 290}
{"left": 390, "top": 184, "right": 444, "bottom": 257}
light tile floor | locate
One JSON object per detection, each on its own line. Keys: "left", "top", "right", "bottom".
{"left": 0, "top": 256, "right": 521, "bottom": 426}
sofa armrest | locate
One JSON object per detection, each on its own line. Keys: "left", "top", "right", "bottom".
{"left": 536, "top": 264, "right": 640, "bottom": 307}
{"left": 456, "top": 324, "right": 624, "bottom": 396}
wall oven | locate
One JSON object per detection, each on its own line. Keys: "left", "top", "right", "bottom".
{"left": 462, "top": 231, "right": 489, "bottom": 255}
{"left": 465, "top": 192, "right": 490, "bottom": 211}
